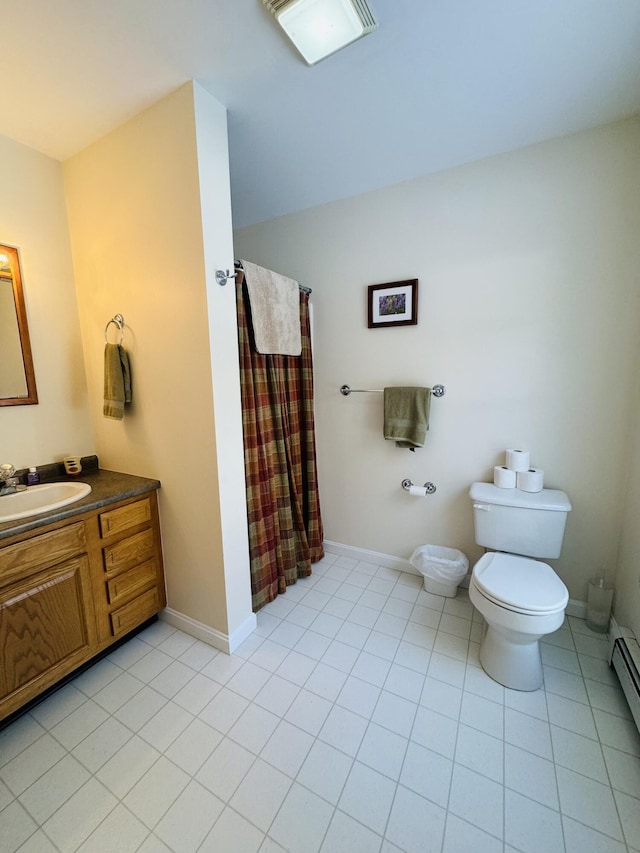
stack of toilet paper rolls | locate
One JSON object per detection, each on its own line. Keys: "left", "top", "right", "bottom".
{"left": 493, "top": 449, "right": 544, "bottom": 492}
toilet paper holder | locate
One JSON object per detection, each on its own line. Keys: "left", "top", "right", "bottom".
{"left": 402, "top": 478, "right": 437, "bottom": 495}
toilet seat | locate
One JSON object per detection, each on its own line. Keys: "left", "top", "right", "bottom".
{"left": 472, "top": 552, "right": 568, "bottom": 615}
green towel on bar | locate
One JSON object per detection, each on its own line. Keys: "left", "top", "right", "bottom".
{"left": 104, "top": 343, "right": 132, "bottom": 419}
{"left": 383, "top": 386, "right": 431, "bottom": 448}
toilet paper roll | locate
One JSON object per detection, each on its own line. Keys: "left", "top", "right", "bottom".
{"left": 517, "top": 468, "right": 544, "bottom": 492}
{"left": 408, "top": 485, "right": 429, "bottom": 497}
{"left": 493, "top": 465, "right": 517, "bottom": 488}
{"left": 505, "top": 448, "right": 530, "bottom": 472}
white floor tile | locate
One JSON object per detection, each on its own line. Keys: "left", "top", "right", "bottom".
{"left": 551, "top": 724, "right": 608, "bottom": 782}
{"left": 76, "top": 803, "right": 148, "bottom": 853}
{"left": 455, "top": 724, "right": 503, "bottom": 783}
{"left": 593, "top": 708, "right": 640, "bottom": 756}
{"left": 137, "top": 701, "right": 193, "bottom": 752}
{"left": 448, "top": 764, "right": 504, "bottom": 839}
{"left": 504, "top": 788, "right": 564, "bottom": 853}
{"left": 411, "top": 706, "right": 458, "bottom": 759}
{"left": 357, "top": 722, "right": 407, "bottom": 780}
{"left": 372, "top": 690, "right": 417, "bottom": 737}
{"left": 0, "top": 800, "right": 38, "bottom": 852}
{"left": 319, "top": 705, "right": 368, "bottom": 756}
{"left": 154, "top": 780, "right": 224, "bottom": 853}
{"left": 112, "top": 685, "right": 167, "bottom": 731}
{"left": 230, "top": 759, "right": 292, "bottom": 832}
{"left": 442, "top": 813, "right": 503, "bottom": 853}
{"left": 284, "top": 689, "right": 333, "bottom": 735}
{"left": 0, "top": 734, "right": 66, "bottom": 796}
{"left": 199, "top": 686, "right": 249, "bottom": 734}
{"left": 460, "top": 692, "right": 503, "bottom": 739}
{"left": 504, "top": 743, "right": 559, "bottom": 810}
{"left": 199, "top": 806, "right": 264, "bottom": 853}
{"left": 613, "top": 789, "right": 640, "bottom": 850}
{"left": 4, "top": 599, "right": 638, "bottom": 853}
{"left": 269, "top": 782, "right": 334, "bottom": 853}
{"left": 123, "top": 755, "right": 190, "bottom": 829}
{"left": 19, "top": 754, "right": 89, "bottom": 823}
{"left": 163, "top": 718, "right": 222, "bottom": 776}
{"left": 338, "top": 761, "right": 396, "bottom": 836}
{"left": 556, "top": 765, "right": 624, "bottom": 841}
{"left": 420, "top": 676, "right": 463, "bottom": 720}
{"left": 385, "top": 784, "right": 446, "bottom": 852}
{"left": 260, "top": 719, "right": 314, "bottom": 776}
{"left": 504, "top": 707, "right": 553, "bottom": 760}
{"left": 399, "top": 741, "right": 453, "bottom": 808}
{"left": 320, "top": 809, "right": 383, "bottom": 853}
{"left": 71, "top": 658, "right": 122, "bottom": 696}
{"left": 95, "top": 735, "right": 161, "bottom": 799}
{"left": 42, "top": 778, "right": 118, "bottom": 852}
{"left": 562, "top": 815, "right": 629, "bottom": 853}
{"left": 297, "top": 740, "right": 353, "bottom": 805}
{"left": 196, "top": 737, "right": 255, "bottom": 801}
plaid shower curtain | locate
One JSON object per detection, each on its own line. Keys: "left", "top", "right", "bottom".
{"left": 236, "top": 278, "right": 324, "bottom": 612}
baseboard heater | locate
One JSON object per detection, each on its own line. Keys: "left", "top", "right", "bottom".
{"left": 610, "top": 635, "right": 640, "bottom": 734}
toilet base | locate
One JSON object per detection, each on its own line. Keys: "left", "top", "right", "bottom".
{"left": 479, "top": 624, "right": 543, "bottom": 691}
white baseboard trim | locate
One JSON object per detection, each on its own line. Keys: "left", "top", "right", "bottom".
{"left": 323, "top": 539, "right": 586, "bottom": 616}
{"left": 566, "top": 599, "right": 587, "bottom": 619}
{"left": 324, "top": 540, "right": 414, "bottom": 573}
{"left": 160, "top": 607, "right": 257, "bottom": 655}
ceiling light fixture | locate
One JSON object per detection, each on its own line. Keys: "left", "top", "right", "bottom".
{"left": 262, "top": 0, "right": 377, "bottom": 66}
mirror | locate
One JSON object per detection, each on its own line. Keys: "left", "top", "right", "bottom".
{"left": 0, "top": 244, "right": 38, "bottom": 406}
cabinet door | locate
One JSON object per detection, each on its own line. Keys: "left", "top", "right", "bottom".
{"left": 0, "top": 556, "right": 94, "bottom": 702}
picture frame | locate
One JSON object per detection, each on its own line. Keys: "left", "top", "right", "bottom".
{"left": 367, "top": 279, "right": 418, "bottom": 328}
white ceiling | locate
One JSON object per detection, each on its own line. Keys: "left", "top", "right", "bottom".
{"left": 3, "top": 0, "right": 640, "bottom": 228}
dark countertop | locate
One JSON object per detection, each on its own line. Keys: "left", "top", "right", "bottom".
{"left": 0, "top": 468, "right": 161, "bottom": 541}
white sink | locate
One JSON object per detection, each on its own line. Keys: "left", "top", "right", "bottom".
{"left": 0, "top": 482, "right": 92, "bottom": 522}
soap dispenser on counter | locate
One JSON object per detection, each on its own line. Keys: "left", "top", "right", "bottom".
{"left": 27, "top": 467, "right": 40, "bottom": 486}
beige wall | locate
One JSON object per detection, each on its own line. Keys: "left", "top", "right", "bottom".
{"left": 64, "top": 83, "right": 252, "bottom": 642}
{"left": 615, "top": 372, "right": 640, "bottom": 639}
{"left": 0, "top": 134, "right": 94, "bottom": 466}
{"left": 234, "top": 118, "right": 640, "bottom": 609}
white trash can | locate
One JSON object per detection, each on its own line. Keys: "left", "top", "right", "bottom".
{"left": 410, "top": 545, "right": 469, "bottom": 598}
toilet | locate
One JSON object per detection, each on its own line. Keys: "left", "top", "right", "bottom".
{"left": 468, "top": 482, "right": 572, "bottom": 691}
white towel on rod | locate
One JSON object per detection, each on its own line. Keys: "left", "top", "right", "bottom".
{"left": 241, "top": 259, "right": 302, "bottom": 356}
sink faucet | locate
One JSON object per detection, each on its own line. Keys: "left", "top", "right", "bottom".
{"left": 0, "top": 463, "right": 25, "bottom": 496}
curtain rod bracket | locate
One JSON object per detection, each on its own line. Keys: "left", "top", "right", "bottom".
{"left": 216, "top": 269, "right": 236, "bottom": 286}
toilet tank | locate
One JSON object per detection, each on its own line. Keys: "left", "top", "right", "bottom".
{"left": 469, "top": 482, "right": 572, "bottom": 559}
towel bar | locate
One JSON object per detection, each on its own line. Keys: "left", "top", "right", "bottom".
{"left": 104, "top": 314, "right": 125, "bottom": 344}
{"left": 340, "top": 384, "right": 445, "bottom": 397}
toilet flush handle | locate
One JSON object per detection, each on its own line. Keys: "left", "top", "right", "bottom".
{"left": 473, "top": 503, "right": 491, "bottom": 511}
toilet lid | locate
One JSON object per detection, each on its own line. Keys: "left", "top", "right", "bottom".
{"left": 473, "top": 552, "right": 568, "bottom": 613}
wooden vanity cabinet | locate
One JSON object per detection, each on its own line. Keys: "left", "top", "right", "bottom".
{"left": 0, "top": 523, "right": 97, "bottom": 718}
{"left": 0, "top": 490, "right": 166, "bottom": 722}
{"left": 89, "top": 493, "right": 166, "bottom": 644}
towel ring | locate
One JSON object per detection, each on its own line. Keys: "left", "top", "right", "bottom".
{"left": 105, "top": 314, "right": 125, "bottom": 345}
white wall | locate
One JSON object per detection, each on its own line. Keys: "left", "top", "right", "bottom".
{"left": 234, "top": 118, "right": 640, "bottom": 606}
{"left": 615, "top": 371, "right": 640, "bottom": 639}
{"left": 0, "top": 134, "right": 94, "bottom": 466}
{"left": 64, "top": 83, "right": 252, "bottom": 646}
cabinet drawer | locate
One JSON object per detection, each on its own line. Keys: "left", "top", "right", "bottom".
{"left": 110, "top": 587, "right": 161, "bottom": 637}
{"left": 99, "top": 498, "right": 151, "bottom": 539}
{"left": 103, "top": 529, "right": 155, "bottom": 575}
{"left": 107, "top": 560, "right": 157, "bottom": 607}
{"left": 0, "top": 523, "right": 86, "bottom": 582}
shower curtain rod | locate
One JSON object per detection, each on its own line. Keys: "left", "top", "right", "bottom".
{"left": 234, "top": 261, "right": 312, "bottom": 295}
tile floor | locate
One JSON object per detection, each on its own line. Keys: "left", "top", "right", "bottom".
{"left": 1, "top": 550, "right": 639, "bottom": 852}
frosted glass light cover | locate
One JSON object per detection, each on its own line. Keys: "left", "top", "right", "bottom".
{"left": 276, "top": 0, "right": 368, "bottom": 64}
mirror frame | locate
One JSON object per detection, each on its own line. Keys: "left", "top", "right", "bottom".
{"left": 0, "top": 244, "right": 38, "bottom": 406}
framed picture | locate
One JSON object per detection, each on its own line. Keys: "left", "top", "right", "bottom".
{"left": 367, "top": 279, "right": 418, "bottom": 328}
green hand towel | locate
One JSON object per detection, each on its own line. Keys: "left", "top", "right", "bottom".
{"left": 104, "top": 343, "right": 132, "bottom": 419}
{"left": 383, "top": 386, "right": 431, "bottom": 448}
